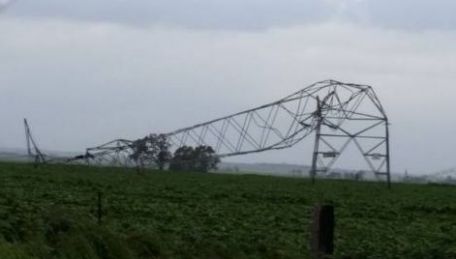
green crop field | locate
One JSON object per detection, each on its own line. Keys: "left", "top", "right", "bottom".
{"left": 0, "top": 162, "right": 455, "bottom": 258}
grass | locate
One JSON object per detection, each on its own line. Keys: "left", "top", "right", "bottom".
{"left": 0, "top": 162, "right": 455, "bottom": 258}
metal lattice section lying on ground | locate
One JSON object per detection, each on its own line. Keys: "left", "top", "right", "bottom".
{"left": 83, "top": 139, "right": 136, "bottom": 167}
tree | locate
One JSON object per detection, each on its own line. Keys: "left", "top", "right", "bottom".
{"left": 169, "top": 146, "right": 194, "bottom": 172}
{"left": 157, "top": 149, "right": 172, "bottom": 170}
{"left": 193, "top": 145, "right": 220, "bottom": 173}
{"left": 169, "top": 145, "right": 220, "bottom": 173}
{"left": 130, "top": 134, "right": 172, "bottom": 170}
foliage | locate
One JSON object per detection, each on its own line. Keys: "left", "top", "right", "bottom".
{"left": 0, "top": 162, "right": 456, "bottom": 258}
{"left": 130, "top": 134, "right": 172, "bottom": 170}
{"left": 169, "top": 145, "right": 220, "bottom": 172}
{"left": 168, "top": 146, "right": 194, "bottom": 172}
{"left": 193, "top": 145, "right": 220, "bottom": 172}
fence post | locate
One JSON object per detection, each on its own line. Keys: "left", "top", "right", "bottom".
{"left": 97, "top": 191, "right": 103, "bottom": 225}
{"left": 310, "top": 204, "right": 334, "bottom": 258}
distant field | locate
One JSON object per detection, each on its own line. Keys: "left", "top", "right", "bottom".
{"left": 0, "top": 162, "right": 455, "bottom": 258}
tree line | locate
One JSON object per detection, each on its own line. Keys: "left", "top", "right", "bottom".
{"left": 129, "top": 134, "right": 220, "bottom": 173}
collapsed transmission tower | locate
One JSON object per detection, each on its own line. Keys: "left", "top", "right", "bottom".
{"left": 81, "top": 80, "right": 391, "bottom": 185}
{"left": 24, "top": 118, "right": 47, "bottom": 164}
{"left": 83, "top": 139, "right": 135, "bottom": 167}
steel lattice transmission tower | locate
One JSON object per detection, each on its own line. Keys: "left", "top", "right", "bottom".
{"left": 24, "top": 118, "right": 47, "bottom": 165}
{"left": 80, "top": 80, "right": 391, "bottom": 186}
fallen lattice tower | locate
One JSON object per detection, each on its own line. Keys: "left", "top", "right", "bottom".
{"left": 78, "top": 80, "right": 391, "bottom": 185}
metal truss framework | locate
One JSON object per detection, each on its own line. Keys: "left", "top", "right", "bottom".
{"left": 79, "top": 80, "right": 390, "bottom": 185}
{"left": 24, "top": 118, "right": 47, "bottom": 164}
{"left": 83, "top": 139, "right": 136, "bottom": 167}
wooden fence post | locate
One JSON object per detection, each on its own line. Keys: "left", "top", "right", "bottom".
{"left": 97, "top": 191, "right": 103, "bottom": 225}
{"left": 310, "top": 204, "right": 334, "bottom": 258}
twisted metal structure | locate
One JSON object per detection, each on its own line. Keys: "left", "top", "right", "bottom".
{"left": 24, "top": 119, "right": 78, "bottom": 165}
{"left": 81, "top": 80, "right": 390, "bottom": 185}
{"left": 24, "top": 118, "right": 47, "bottom": 164}
{"left": 82, "top": 139, "right": 136, "bottom": 167}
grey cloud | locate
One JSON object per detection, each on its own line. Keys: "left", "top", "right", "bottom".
{"left": 4, "top": 0, "right": 456, "bottom": 31}
{"left": 367, "top": 0, "right": 456, "bottom": 30}
{"left": 0, "top": 19, "right": 455, "bottom": 174}
{"left": 6, "top": 0, "right": 327, "bottom": 30}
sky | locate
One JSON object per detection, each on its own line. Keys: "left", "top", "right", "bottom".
{"left": 0, "top": 0, "right": 455, "bottom": 174}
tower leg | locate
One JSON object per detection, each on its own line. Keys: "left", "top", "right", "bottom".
{"left": 310, "top": 98, "right": 322, "bottom": 184}
{"left": 24, "top": 119, "right": 32, "bottom": 158}
{"left": 385, "top": 120, "right": 392, "bottom": 189}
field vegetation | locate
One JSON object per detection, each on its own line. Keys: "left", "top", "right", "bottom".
{"left": 0, "top": 162, "right": 455, "bottom": 258}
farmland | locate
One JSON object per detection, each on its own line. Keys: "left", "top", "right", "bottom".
{"left": 0, "top": 162, "right": 455, "bottom": 258}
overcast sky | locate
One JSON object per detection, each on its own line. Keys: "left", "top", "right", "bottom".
{"left": 0, "top": 0, "right": 455, "bottom": 174}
